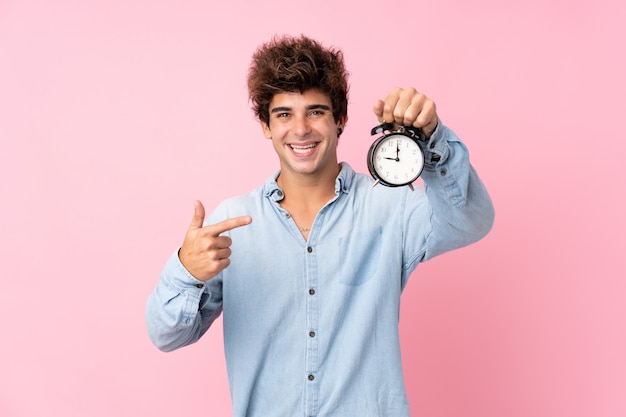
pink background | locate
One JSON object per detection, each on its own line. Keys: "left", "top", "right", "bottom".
{"left": 1, "top": 0, "right": 625, "bottom": 416}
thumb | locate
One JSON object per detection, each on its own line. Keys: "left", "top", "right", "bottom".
{"left": 189, "top": 200, "right": 206, "bottom": 229}
{"left": 372, "top": 99, "right": 384, "bottom": 122}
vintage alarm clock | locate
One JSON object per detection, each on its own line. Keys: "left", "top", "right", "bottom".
{"left": 367, "top": 122, "right": 427, "bottom": 190}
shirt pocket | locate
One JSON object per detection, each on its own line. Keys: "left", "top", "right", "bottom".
{"left": 337, "top": 225, "right": 383, "bottom": 286}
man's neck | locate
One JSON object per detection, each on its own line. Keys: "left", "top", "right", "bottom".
{"left": 276, "top": 164, "right": 340, "bottom": 210}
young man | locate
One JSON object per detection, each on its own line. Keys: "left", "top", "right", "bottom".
{"left": 146, "top": 35, "right": 494, "bottom": 416}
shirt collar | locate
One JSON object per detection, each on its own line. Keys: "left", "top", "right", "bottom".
{"left": 264, "top": 162, "right": 354, "bottom": 202}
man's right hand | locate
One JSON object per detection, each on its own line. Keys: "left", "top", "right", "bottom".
{"left": 179, "top": 200, "right": 252, "bottom": 281}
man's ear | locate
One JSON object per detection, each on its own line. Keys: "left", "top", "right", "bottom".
{"left": 337, "top": 115, "right": 348, "bottom": 137}
{"left": 261, "top": 121, "right": 272, "bottom": 139}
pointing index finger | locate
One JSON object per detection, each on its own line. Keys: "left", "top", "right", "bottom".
{"left": 207, "top": 216, "right": 252, "bottom": 236}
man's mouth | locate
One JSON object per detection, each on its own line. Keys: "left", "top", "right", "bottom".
{"left": 289, "top": 143, "right": 318, "bottom": 154}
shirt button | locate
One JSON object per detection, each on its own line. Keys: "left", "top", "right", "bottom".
{"left": 277, "top": 190, "right": 283, "bottom": 197}
{"left": 309, "top": 331, "right": 316, "bottom": 337}
{"left": 440, "top": 168, "right": 447, "bottom": 176}
{"left": 307, "top": 246, "right": 313, "bottom": 253}
{"left": 195, "top": 283, "right": 204, "bottom": 288}
{"left": 429, "top": 142, "right": 435, "bottom": 149}
{"left": 309, "top": 289, "right": 315, "bottom": 295}
{"left": 308, "top": 374, "right": 315, "bottom": 381}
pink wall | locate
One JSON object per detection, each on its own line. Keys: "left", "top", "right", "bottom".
{"left": 1, "top": 0, "right": 625, "bottom": 416}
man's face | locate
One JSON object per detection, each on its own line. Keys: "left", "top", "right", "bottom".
{"left": 262, "top": 89, "right": 345, "bottom": 180}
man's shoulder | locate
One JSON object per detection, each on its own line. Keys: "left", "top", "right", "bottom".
{"left": 206, "top": 178, "right": 272, "bottom": 223}
{"left": 218, "top": 183, "right": 265, "bottom": 209}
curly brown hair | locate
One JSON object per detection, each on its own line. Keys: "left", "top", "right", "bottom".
{"left": 247, "top": 35, "right": 350, "bottom": 126}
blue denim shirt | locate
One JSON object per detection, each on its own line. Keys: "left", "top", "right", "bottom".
{"left": 146, "top": 123, "right": 494, "bottom": 417}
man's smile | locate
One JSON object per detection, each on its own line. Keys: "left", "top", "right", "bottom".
{"left": 289, "top": 142, "right": 319, "bottom": 155}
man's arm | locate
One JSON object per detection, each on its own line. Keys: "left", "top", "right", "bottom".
{"left": 373, "top": 88, "right": 494, "bottom": 271}
{"left": 145, "top": 252, "right": 223, "bottom": 352}
{"left": 145, "top": 201, "right": 252, "bottom": 352}
{"left": 415, "top": 122, "right": 494, "bottom": 261}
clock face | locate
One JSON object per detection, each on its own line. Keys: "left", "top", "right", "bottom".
{"left": 369, "top": 133, "right": 424, "bottom": 186}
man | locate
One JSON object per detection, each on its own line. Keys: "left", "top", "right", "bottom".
{"left": 146, "top": 35, "right": 494, "bottom": 416}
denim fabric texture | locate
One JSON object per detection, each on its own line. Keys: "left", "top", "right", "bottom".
{"left": 146, "top": 123, "right": 495, "bottom": 417}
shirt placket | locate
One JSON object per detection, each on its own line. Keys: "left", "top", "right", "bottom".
{"left": 304, "top": 209, "right": 323, "bottom": 417}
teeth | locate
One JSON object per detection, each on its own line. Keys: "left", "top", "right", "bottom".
{"left": 290, "top": 144, "right": 317, "bottom": 154}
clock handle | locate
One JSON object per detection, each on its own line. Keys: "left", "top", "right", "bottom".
{"left": 403, "top": 126, "right": 427, "bottom": 142}
{"left": 370, "top": 123, "right": 426, "bottom": 142}
{"left": 370, "top": 122, "right": 396, "bottom": 136}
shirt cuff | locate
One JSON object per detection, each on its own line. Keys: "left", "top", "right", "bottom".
{"left": 423, "top": 120, "right": 452, "bottom": 166}
{"left": 161, "top": 249, "right": 208, "bottom": 293}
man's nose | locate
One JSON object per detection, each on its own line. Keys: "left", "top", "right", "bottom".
{"left": 291, "top": 115, "right": 312, "bottom": 136}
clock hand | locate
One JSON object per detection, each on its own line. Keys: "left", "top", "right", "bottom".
{"left": 386, "top": 140, "right": 400, "bottom": 161}
{"left": 384, "top": 156, "right": 399, "bottom": 161}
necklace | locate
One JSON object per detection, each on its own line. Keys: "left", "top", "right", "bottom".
{"left": 286, "top": 211, "right": 310, "bottom": 233}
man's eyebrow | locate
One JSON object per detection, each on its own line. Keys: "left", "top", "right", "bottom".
{"left": 270, "top": 104, "right": 331, "bottom": 114}
{"left": 270, "top": 106, "right": 291, "bottom": 114}
{"left": 307, "top": 104, "right": 331, "bottom": 111}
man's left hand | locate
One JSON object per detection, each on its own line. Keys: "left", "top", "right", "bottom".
{"left": 373, "top": 87, "right": 438, "bottom": 138}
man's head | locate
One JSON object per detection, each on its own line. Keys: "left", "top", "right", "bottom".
{"left": 247, "top": 35, "right": 349, "bottom": 128}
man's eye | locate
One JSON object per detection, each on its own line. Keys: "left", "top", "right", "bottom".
{"left": 310, "top": 110, "right": 325, "bottom": 116}
{"left": 277, "top": 113, "right": 290, "bottom": 118}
